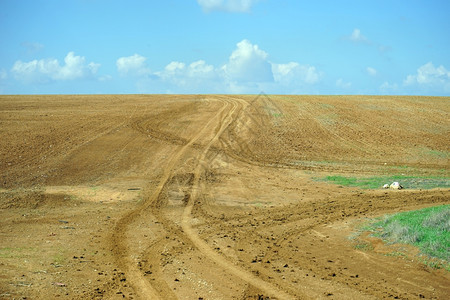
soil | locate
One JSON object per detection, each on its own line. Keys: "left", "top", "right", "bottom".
{"left": 0, "top": 94, "right": 449, "bottom": 299}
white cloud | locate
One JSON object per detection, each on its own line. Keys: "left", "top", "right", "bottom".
{"left": 11, "top": 59, "right": 57, "bottom": 83}
{"left": 130, "top": 39, "right": 321, "bottom": 94}
{"left": 197, "top": 0, "right": 259, "bottom": 13}
{"left": 155, "top": 61, "right": 186, "bottom": 85}
{"left": 223, "top": 39, "right": 273, "bottom": 82}
{"left": 345, "top": 29, "right": 391, "bottom": 55}
{"left": 348, "top": 28, "right": 369, "bottom": 44}
{"left": 272, "top": 62, "right": 320, "bottom": 85}
{"left": 336, "top": 78, "right": 352, "bottom": 89}
{"left": 11, "top": 52, "right": 99, "bottom": 83}
{"left": 138, "top": 59, "right": 220, "bottom": 94}
{"left": 378, "top": 63, "right": 450, "bottom": 95}
{"left": 164, "top": 61, "right": 186, "bottom": 74}
{"left": 155, "top": 60, "right": 216, "bottom": 86}
{"left": 366, "top": 67, "right": 377, "bottom": 76}
{"left": 116, "top": 54, "right": 150, "bottom": 77}
{"left": 403, "top": 62, "right": 450, "bottom": 90}
{"left": 56, "top": 52, "right": 100, "bottom": 80}
{"left": 188, "top": 60, "right": 215, "bottom": 78}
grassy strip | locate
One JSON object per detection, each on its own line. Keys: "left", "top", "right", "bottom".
{"left": 364, "top": 205, "right": 450, "bottom": 269}
{"left": 322, "top": 175, "right": 450, "bottom": 189}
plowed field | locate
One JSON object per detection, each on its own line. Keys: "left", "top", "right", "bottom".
{"left": 0, "top": 94, "right": 449, "bottom": 299}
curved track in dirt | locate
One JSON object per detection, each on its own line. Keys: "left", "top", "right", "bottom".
{"left": 110, "top": 98, "right": 232, "bottom": 298}
{"left": 109, "top": 97, "right": 296, "bottom": 299}
{"left": 180, "top": 99, "right": 295, "bottom": 299}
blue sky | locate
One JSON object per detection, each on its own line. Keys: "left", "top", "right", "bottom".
{"left": 1, "top": 0, "right": 449, "bottom": 95}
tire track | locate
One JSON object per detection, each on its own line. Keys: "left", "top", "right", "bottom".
{"left": 110, "top": 99, "right": 230, "bottom": 299}
{"left": 181, "top": 98, "right": 296, "bottom": 300}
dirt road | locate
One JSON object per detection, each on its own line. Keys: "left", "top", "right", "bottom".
{"left": 0, "top": 95, "right": 449, "bottom": 299}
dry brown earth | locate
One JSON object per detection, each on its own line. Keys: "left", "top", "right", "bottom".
{"left": 0, "top": 94, "right": 449, "bottom": 299}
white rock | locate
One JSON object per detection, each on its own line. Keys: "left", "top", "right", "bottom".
{"left": 389, "top": 182, "right": 403, "bottom": 190}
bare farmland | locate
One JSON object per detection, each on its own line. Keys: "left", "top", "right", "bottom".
{"left": 0, "top": 94, "right": 449, "bottom": 299}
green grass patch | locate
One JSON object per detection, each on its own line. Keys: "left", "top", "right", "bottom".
{"left": 321, "top": 175, "right": 450, "bottom": 189}
{"left": 364, "top": 205, "right": 450, "bottom": 269}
